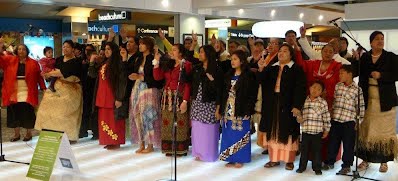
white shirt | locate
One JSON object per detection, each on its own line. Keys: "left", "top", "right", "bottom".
{"left": 298, "top": 37, "right": 351, "bottom": 65}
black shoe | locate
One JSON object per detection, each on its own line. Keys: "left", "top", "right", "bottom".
{"left": 315, "top": 170, "right": 322, "bottom": 175}
{"left": 23, "top": 136, "right": 32, "bottom": 142}
{"left": 261, "top": 150, "right": 269, "bottom": 155}
{"left": 322, "top": 164, "right": 334, "bottom": 170}
{"left": 10, "top": 136, "right": 21, "bottom": 142}
{"left": 296, "top": 168, "right": 306, "bottom": 173}
{"left": 79, "top": 132, "right": 89, "bottom": 138}
{"left": 338, "top": 167, "right": 351, "bottom": 174}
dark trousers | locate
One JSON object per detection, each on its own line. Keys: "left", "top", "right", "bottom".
{"left": 299, "top": 132, "right": 322, "bottom": 171}
{"left": 326, "top": 121, "right": 356, "bottom": 168}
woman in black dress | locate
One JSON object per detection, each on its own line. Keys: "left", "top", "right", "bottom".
{"left": 35, "top": 40, "right": 83, "bottom": 142}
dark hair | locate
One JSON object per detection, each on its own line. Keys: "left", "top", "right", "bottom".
{"left": 14, "top": 44, "right": 30, "bottom": 57}
{"left": 43, "top": 46, "right": 53, "bottom": 55}
{"left": 278, "top": 43, "right": 296, "bottom": 62}
{"left": 285, "top": 30, "right": 297, "bottom": 37}
{"left": 231, "top": 49, "right": 249, "bottom": 72}
{"left": 312, "top": 80, "right": 325, "bottom": 91}
{"left": 229, "top": 40, "right": 241, "bottom": 46}
{"left": 85, "top": 44, "right": 95, "bottom": 51}
{"left": 161, "top": 44, "right": 186, "bottom": 71}
{"left": 339, "top": 37, "right": 349, "bottom": 46}
{"left": 340, "top": 64, "right": 354, "bottom": 74}
{"left": 63, "top": 40, "right": 75, "bottom": 49}
{"left": 218, "top": 40, "right": 226, "bottom": 49}
{"left": 139, "top": 36, "right": 155, "bottom": 53}
{"left": 370, "top": 31, "right": 384, "bottom": 43}
{"left": 74, "top": 43, "right": 83, "bottom": 52}
{"left": 200, "top": 45, "right": 218, "bottom": 76}
{"left": 105, "top": 42, "right": 124, "bottom": 94}
{"left": 322, "top": 44, "right": 335, "bottom": 52}
{"left": 174, "top": 43, "right": 186, "bottom": 58}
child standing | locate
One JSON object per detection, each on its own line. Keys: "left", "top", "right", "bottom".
{"left": 323, "top": 65, "right": 365, "bottom": 174}
{"left": 39, "top": 46, "right": 56, "bottom": 92}
{"left": 296, "top": 80, "right": 331, "bottom": 175}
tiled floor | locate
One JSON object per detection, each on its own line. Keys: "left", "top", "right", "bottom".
{"left": 0, "top": 134, "right": 396, "bottom": 181}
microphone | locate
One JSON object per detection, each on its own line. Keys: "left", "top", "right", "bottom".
{"left": 180, "top": 59, "right": 186, "bottom": 71}
{"left": 327, "top": 17, "right": 342, "bottom": 24}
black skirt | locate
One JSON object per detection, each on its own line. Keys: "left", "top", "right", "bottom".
{"left": 7, "top": 102, "right": 36, "bottom": 129}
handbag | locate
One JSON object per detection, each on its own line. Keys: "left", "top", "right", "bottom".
{"left": 114, "top": 99, "right": 129, "bottom": 121}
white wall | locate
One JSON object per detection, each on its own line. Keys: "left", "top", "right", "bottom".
{"left": 343, "top": 30, "right": 398, "bottom": 55}
{"left": 345, "top": 1, "right": 398, "bottom": 20}
{"left": 179, "top": 13, "right": 205, "bottom": 44}
{"left": 199, "top": 6, "right": 344, "bottom": 26}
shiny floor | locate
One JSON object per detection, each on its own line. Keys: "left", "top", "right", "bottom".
{"left": 0, "top": 133, "right": 396, "bottom": 181}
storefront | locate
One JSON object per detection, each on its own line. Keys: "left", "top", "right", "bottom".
{"left": 0, "top": 17, "right": 62, "bottom": 59}
{"left": 135, "top": 25, "right": 174, "bottom": 52}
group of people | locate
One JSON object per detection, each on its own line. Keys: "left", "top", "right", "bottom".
{"left": 0, "top": 25, "right": 397, "bottom": 176}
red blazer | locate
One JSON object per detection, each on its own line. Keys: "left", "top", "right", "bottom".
{"left": 0, "top": 55, "right": 46, "bottom": 106}
{"left": 153, "top": 60, "right": 192, "bottom": 101}
{"left": 295, "top": 50, "right": 342, "bottom": 109}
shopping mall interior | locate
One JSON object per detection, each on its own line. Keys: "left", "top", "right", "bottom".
{"left": 0, "top": 0, "right": 397, "bottom": 180}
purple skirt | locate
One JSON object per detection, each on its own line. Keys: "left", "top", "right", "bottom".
{"left": 191, "top": 120, "right": 220, "bottom": 162}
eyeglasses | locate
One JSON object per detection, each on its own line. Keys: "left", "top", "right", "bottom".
{"left": 268, "top": 42, "right": 278, "bottom": 46}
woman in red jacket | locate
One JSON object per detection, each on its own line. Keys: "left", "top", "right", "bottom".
{"left": 0, "top": 44, "right": 46, "bottom": 142}
{"left": 153, "top": 44, "right": 192, "bottom": 156}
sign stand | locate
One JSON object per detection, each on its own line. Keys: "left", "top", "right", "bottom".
{"left": 26, "top": 130, "right": 79, "bottom": 181}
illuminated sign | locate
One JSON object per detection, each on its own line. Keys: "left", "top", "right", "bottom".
{"left": 97, "top": 11, "right": 131, "bottom": 21}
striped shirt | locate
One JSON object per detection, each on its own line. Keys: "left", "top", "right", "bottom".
{"left": 332, "top": 82, "right": 365, "bottom": 123}
{"left": 301, "top": 96, "right": 331, "bottom": 134}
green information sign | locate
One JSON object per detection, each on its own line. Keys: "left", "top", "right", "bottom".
{"left": 26, "top": 130, "right": 63, "bottom": 181}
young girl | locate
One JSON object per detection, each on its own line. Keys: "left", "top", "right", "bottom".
{"left": 190, "top": 45, "right": 223, "bottom": 162}
{"left": 39, "top": 46, "right": 56, "bottom": 92}
{"left": 218, "top": 50, "right": 258, "bottom": 168}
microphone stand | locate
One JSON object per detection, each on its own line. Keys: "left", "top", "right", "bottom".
{"left": 330, "top": 20, "right": 379, "bottom": 181}
{"left": 159, "top": 59, "right": 185, "bottom": 181}
{"left": 0, "top": 106, "right": 29, "bottom": 165}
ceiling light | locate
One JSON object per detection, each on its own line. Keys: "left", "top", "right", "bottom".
{"left": 299, "top": 13, "right": 304, "bottom": 19}
{"left": 318, "top": 15, "right": 324, "bottom": 21}
{"left": 161, "top": 0, "right": 169, "bottom": 7}
{"left": 271, "top": 9, "right": 276, "bottom": 17}
{"left": 238, "top": 9, "right": 244, "bottom": 15}
{"left": 252, "top": 21, "right": 304, "bottom": 38}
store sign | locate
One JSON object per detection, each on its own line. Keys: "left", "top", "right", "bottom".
{"left": 88, "top": 23, "right": 119, "bottom": 33}
{"left": 205, "top": 19, "right": 231, "bottom": 28}
{"left": 228, "top": 30, "right": 253, "bottom": 39}
{"left": 136, "top": 27, "right": 168, "bottom": 34}
{"left": 98, "top": 11, "right": 131, "bottom": 21}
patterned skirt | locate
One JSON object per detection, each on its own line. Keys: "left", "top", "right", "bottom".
{"left": 130, "top": 80, "right": 161, "bottom": 147}
{"left": 35, "top": 76, "right": 83, "bottom": 141}
{"left": 160, "top": 89, "right": 190, "bottom": 155}
{"left": 357, "top": 79, "right": 398, "bottom": 163}
{"left": 219, "top": 119, "right": 251, "bottom": 163}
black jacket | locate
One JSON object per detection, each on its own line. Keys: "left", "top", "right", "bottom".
{"left": 132, "top": 54, "right": 163, "bottom": 89}
{"left": 258, "top": 62, "right": 306, "bottom": 144}
{"left": 124, "top": 52, "right": 141, "bottom": 99}
{"left": 354, "top": 50, "right": 398, "bottom": 112}
{"left": 191, "top": 63, "right": 223, "bottom": 103}
{"left": 218, "top": 69, "right": 258, "bottom": 117}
